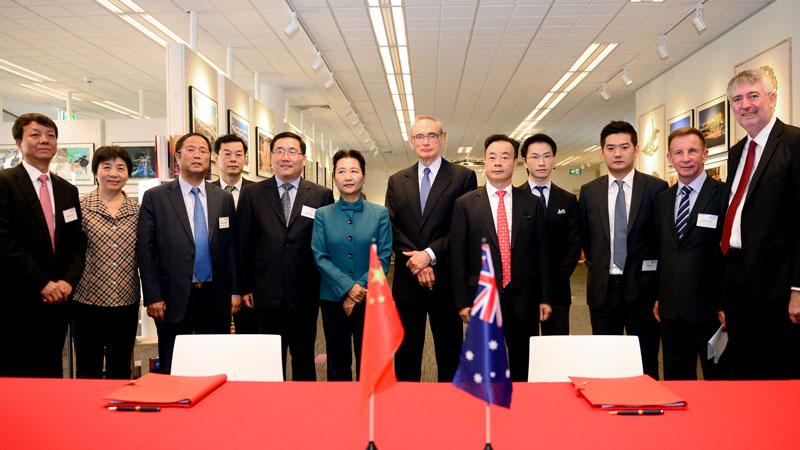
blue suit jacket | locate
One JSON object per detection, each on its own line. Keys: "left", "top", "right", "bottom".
{"left": 312, "top": 197, "right": 392, "bottom": 301}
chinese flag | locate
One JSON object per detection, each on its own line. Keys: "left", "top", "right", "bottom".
{"left": 360, "top": 243, "right": 404, "bottom": 404}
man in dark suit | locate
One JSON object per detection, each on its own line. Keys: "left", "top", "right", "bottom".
{"left": 238, "top": 131, "right": 333, "bottom": 381}
{"left": 578, "top": 121, "right": 668, "bottom": 379}
{"left": 720, "top": 69, "right": 800, "bottom": 379}
{"left": 654, "top": 127, "right": 725, "bottom": 380}
{"left": 451, "top": 134, "right": 551, "bottom": 381}
{"left": 137, "top": 132, "right": 240, "bottom": 374}
{"left": 519, "top": 133, "right": 580, "bottom": 335}
{"left": 213, "top": 134, "right": 256, "bottom": 334}
{"left": 385, "top": 115, "right": 478, "bottom": 382}
{"left": 0, "top": 113, "right": 86, "bottom": 377}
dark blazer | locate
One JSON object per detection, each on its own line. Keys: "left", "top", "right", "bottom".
{"left": 656, "top": 176, "right": 725, "bottom": 322}
{"left": 385, "top": 158, "right": 477, "bottom": 304}
{"left": 136, "top": 179, "right": 237, "bottom": 323}
{"left": 578, "top": 171, "right": 668, "bottom": 309}
{"left": 237, "top": 177, "right": 334, "bottom": 309}
{"left": 519, "top": 182, "right": 580, "bottom": 306}
{"left": 450, "top": 186, "right": 551, "bottom": 319}
{"left": 722, "top": 119, "right": 800, "bottom": 313}
{"left": 0, "top": 164, "right": 86, "bottom": 304}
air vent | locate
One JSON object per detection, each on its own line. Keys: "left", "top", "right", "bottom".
{"left": 296, "top": 104, "right": 331, "bottom": 110}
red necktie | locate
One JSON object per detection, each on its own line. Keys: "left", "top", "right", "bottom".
{"left": 720, "top": 140, "right": 756, "bottom": 255}
{"left": 496, "top": 190, "right": 511, "bottom": 287}
{"left": 38, "top": 174, "right": 55, "bottom": 250}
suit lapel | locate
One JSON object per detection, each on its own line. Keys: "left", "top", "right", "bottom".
{"left": 205, "top": 182, "right": 219, "bottom": 242}
{"left": 665, "top": 184, "right": 680, "bottom": 247}
{"left": 167, "top": 180, "right": 194, "bottom": 242}
{"left": 476, "top": 188, "right": 500, "bottom": 251}
{"left": 421, "top": 160, "right": 454, "bottom": 226}
{"left": 510, "top": 188, "right": 523, "bottom": 251}
{"left": 595, "top": 176, "right": 611, "bottom": 245}
{"left": 263, "top": 177, "right": 286, "bottom": 225}
{"left": 727, "top": 138, "right": 746, "bottom": 188}
{"left": 682, "top": 177, "right": 718, "bottom": 242}
{"left": 51, "top": 176, "right": 70, "bottom": 248}
{"left": 627, "top": 171, "right": 645, "bottom": 233}
{"left": 12, "top": 165, "right": 52, "bottom": 248}
{"left": 288, "top": 179, "right": 311, "bottom": 227}
{"left": 402, "top": 165, "right": 423, "bottom": 225}
{"left": 745, "top": 119, "right": 783, "bottom": 203}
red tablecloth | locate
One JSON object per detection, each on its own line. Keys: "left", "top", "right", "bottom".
{"left": 0, "top": 378, "right": 797, "bottom": 449}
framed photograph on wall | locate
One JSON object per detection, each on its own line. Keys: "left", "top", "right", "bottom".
{"left": 0, "top": 145, "right": 21, "bottom": 170}
{"left": 704, "top": 153, "right": 728, "bottom": 182}
{"left": 227, "top": 109, "right": 250, "bottom": 173}
{"left": 668, "top": 109, "right": 694, "bottom": 133}
{"left": 112, "top": 141, "right": 158, "bottom": 179}
{"left": 189, "top": 86, "right": 218, "bottom": 144}
{"left": 51, "top": 143, "right": 95, "bottom": 185}
{"left": 734, "top": 38, "right": 792, "bottom": 143}
{"left": 696, "top": 96, "right": 728, "bottom": 156}
{"left": 255, "top": 127, "right": 273, "bottom": 178}
{"left": 636, "top": 104, "right": 666, "bottom": 179}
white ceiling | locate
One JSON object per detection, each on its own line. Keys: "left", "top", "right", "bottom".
{"left": 0, "top": 0, "right": 772, "bottom": 173}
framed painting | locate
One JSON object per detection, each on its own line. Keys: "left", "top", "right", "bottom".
{"left": 189, "top": 86, "right": 218, "bottom": 144}
{"left": 696, "top": 96, "right": 728, "bottom": 156}
{"left": 0, "top": 145, "right": 21, "bottom": 170}
{"left": 112, "top": 141, "right": 157, "bottom": 179}
{"left": 734, "top": 38, "right": 792, "bottom": 142}
{"left": 255, "top": 127, "right": 273, "bottom": 178}
{"left": 668, "top": 109, "right": 693, "bottom": 133}
{"left": 704, "top": 153, "right": 728, "bottom": 182}
{"left": 636, "top": 104, "right": 666, "bottom": 179}
{"left": 51, "top": 143, "right": 94, "bottom": 185}
{"left": 228, "top": 109, "right": 250, "bottom": 173}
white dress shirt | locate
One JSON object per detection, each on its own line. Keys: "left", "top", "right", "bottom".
{"left": 275, "top": 175, "right": 301, "bottom": 211}
{"left": 607, "top": 169, "right": 635, "bottom": 274}
{"left": 726, "top": 115, "right": 776, "bottom": 249}
{"left": 219, "top": 177, "right": 243, "bottom": 208}
{"left": 178, "top": 176, "right": 208, "bottom": 236}
{"left": 528, "top": 179, "right": 551, "bottom": 207}
{"left": 486, "top": 182, "right": 513, "bottom": 240}
{"left": 22, "top": 159, "right": 55, "bottom": 215}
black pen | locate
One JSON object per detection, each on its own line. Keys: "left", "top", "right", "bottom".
{"left": 609, "top": 409, "right": 664, "bottom": 416}
{"left": 108, "top": 406, "right": 161, "bottom": 412}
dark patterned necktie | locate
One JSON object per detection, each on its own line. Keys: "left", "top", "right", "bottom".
{"left": 281, "top": 183, "right": 293, "bottom": 225}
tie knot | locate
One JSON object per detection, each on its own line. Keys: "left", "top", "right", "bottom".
{"left": 281, "top": 183, "right": 293, "bottom": 191}
{"left": 190, "top": 186, "right": 200, "bottom": 196}
{"left": 38, "top": 174, "right": 48, "bottom": 183}
{"left": 748, "top": 139, "right": 757, "bottom": 152}
{"left": 614, "top": 179, "right": 625, "bottom": 189}
{"left": 534, "top": 185, "right": 546, "bottom": 194}
{"left": 681, "top": 185, "right": 692, "bottom": 196}
{"left": 423, "top": 167, "right": 431, "bottom": 176}
{"left": 224, "top": 185, "right": 235, "bottom": 193}
{"left": 497, "top": 190, "right": 506, "bottom": 199}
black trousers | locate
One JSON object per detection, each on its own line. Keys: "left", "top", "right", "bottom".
{"left": 233, "top": 305, "right": 259, "bottom": 334}
{"left": 320, "top": 300, "right": 365, "bottom": 381}
{"left": 0, "top": 301, "right": 69, "bottom": 378}
{"left": 540, "top": 303, "right": 570, "bottom": 335}
{"left": 155, "top": 284, "right": 229, "bottom": 374}
{"left": 256, "top": 301, "right": 319, "bottom": 381}
{"left": 499, "top": 292, "right": 538, "bottom": 382}
{"left": 590, "top": 275, "right": 660, "bottom": 379}
{"left": 73, "top": 302, "right": 139, "bottom": 379}
{"left": 660, "top": 317, "right": 721, "bottom": 380}
{"left": 395, "top": 289, "right": 463, "bottom": 382}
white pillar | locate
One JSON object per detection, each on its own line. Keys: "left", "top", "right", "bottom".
{"left": 138, "top": 89, "right": 145, "bottom": 119}
{"left": 260, "top": 83, "right": 285, "bottom": 127}
{"left": 189, "top": 11, "right": 199, "bottom": 50}
{"left": 66, "top": 91, "right": 73, "bottom": 119}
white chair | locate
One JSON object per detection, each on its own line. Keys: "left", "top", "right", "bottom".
{"left": 527, "top": 335, "right": 643, "bottom": 382}
{"left": 170, "top": 334, "right": 284, "bottom": 381}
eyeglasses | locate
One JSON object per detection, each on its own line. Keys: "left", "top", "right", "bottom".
{"left": 412, "top": 133, "right": 440, "bottom": 143}
{"left": 179, "top": 146, "right": 209, "bottom": 155}
{"left": 272, "top": 148, "right": 302, "bottom": 157}
{"left": 526, "top": 153, "right": 553, "bottom": 161}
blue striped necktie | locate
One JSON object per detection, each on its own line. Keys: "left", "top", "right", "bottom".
{"left": 675, "top": 185, "right": 692, "bottom": 240}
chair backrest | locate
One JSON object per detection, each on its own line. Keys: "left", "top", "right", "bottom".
{"left": 527, "top": 335, "right": 643, "bottom": 382}
{"left": 171, "top": 334, "right": 283, "bottom": 381}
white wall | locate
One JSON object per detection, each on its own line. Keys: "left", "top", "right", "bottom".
{"left": 105, "top": 118, "right": 166, "bottom": 144}
{"left": 636, "top": 0, "right": 800, "bottom": 147}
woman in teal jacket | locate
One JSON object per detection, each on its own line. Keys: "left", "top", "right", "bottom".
{"left": 312, "top": 149, "right": 392, "bottom": 381}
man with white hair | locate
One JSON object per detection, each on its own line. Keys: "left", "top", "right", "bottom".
{"left": 720, "top": 68, "right": 800, "bottom": 379}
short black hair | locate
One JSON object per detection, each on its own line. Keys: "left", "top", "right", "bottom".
{"left": 271, "top": 131, "right": 306, "bottom": 155}
{"left": 521, "top": 133, "right": 557, "bottom": 158}
{"left": 600, "top": 121, "right": 638, "bottom": 148}
{"left": 175, "top": 132, "right": 211, "bottom": 152}
{"left": 12, "top": 113, "right": 58, "bottom": 140}
{"left": 92, "top": 145, "right": 133, "bottom": 176}
{"left": 332, "top": 149, "right": 366, "bottom": 175}
{"left": 484, "top": 134, "right": 520, "bottom": 159}
{"left": 214, "top": 134, "right": 248, "bottom": 154}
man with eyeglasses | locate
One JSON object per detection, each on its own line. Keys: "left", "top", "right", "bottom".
{"left": 137, "top": 132, "right": 240, "bottom": 373}
{"left": 519, "top": 133, "right": 580, "bottom": 336}
{"left": 237, "top": 131, "right": 333, "bottom": 381}
{"left": 385, "top": 115, "right": 477, "bottom": 382}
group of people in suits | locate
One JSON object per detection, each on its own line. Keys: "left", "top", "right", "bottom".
{"left": 1, "top": 68, "right": 798, "bottom": 381}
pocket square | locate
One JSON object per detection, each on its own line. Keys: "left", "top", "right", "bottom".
{"left": 557, "top": 208, "right": 567, "bottom": 215}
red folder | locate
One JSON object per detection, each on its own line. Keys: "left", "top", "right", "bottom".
{"left": 570, "top": 375, "right": 687, "bottom": 410}
{"left": 104, "top": 373, "right": 227, "bottom": 408}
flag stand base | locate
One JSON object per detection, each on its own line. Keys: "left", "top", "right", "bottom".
{"left": 484, "top": 443, "right": 494, "bottom": 450}
{"left": 365, "top": 441, "right": 378, "bottom": 450}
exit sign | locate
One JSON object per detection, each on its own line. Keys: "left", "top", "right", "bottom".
{"left": 569, "top": 167, "right": 582, "bottom": 175}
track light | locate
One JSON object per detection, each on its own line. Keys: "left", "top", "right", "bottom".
{"left": 600, "top": 83, "right": 610, "bottom": 101}
{"left": 311, "top": 51, "right": 323, "bottom": 71}
{"left": 324, "top": 73, "right": 336, "bottom": 90}
{"left": 621, "top": 64, "right": 632, "bottom": 86}
{"left": 351, "top": 118, "right": 359, "bottom": 127}
{"left": 284, "top": 11, "right": 299, "bottom": 36}
{"left": 692, "top": 6, "right": 706, "bottom": 33}
{"left": 657, "top": 34, "right": 669, "bottom": 59}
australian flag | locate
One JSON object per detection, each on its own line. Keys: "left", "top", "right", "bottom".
{"left": 452, "top": 243, "right": 513, "bottom": 408}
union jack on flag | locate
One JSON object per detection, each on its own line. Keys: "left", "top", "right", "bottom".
{"left": 452, "top": 242, "right": 513, "bottom": 408}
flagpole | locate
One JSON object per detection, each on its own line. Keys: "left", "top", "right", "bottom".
{"left": 366, "top": 393, "right": 377, "bottom": 450}
{"left": 484, "top": 402, "right": 493, "bottom": 449}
